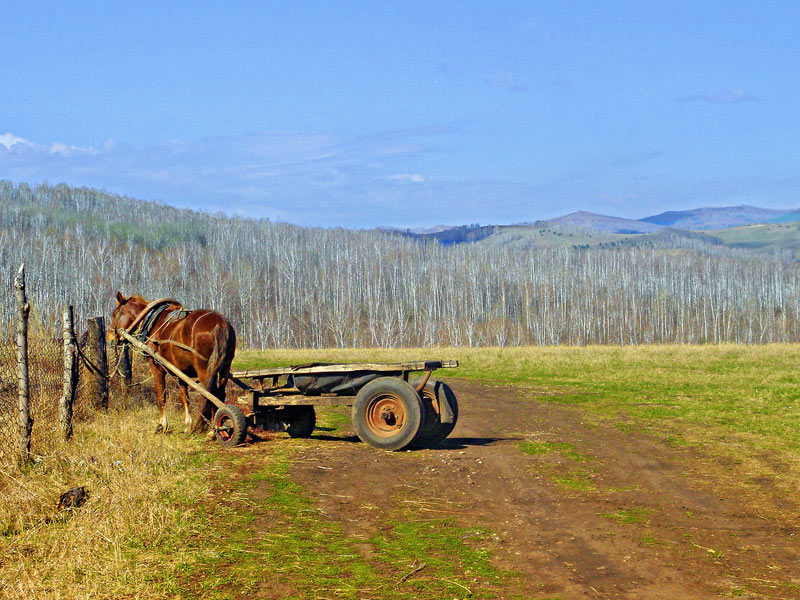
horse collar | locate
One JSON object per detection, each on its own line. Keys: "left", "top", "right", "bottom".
{"left": 137, "top": 303, "right": 173, "bottom": 342}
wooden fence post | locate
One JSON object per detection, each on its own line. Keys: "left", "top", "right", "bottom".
{"left": 87, "top": 317, "right": 109, "bottom": 409}
{"left": 119, "top": 344, "right": 132, "bottom": 391}
{"left": 60, "top": 306, "right": 78, "bottom": 439}
{"left": 14, "top": 263, "right": 31, "bottom": 466}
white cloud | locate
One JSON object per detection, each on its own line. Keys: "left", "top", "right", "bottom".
{"left": 0, "top": 132, "right": 96, "bottom": 156}
{"left": 0, "top": 132, "right": 37, "bottom": 150}
{"left": 48, "top": 141, "right": 98, "bottom": 156}
{"left": 388, "top": 173, "right": 427, "bottom": 183}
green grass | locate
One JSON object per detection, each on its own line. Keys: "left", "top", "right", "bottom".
{"left": 639, "top": 532, "right": 665, "bottom": 547}
{"left": 553, "top": 470, "right": 595, "bottom": 492}
{"left": 601, "top": 507, "right": 651, "bottom": 525}
{"left": 707, "top": 222, "right": 800, "bottom": 258}
{"left": 520, "top": 441, "right": 591, "bottom": 462}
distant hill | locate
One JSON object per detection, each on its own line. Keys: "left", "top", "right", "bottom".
{"left": 379, "top": 224, "right": 457, "bottom": 235}
{"left": 640, "top": 205, "right": 794, "bottom": 230}
{"left": 766, "top": 211, "right": 800, "bottom": 224}
{"left": 398, "top": 221, "right": 631, "bottom": 248}
{"left": 704, "top": 222, "right": 800, "bottom": 258}
{"left": 396, "top": 224, "right": 497, "bottom": 244}
{"left": 547, "top": 211, "right": 662, "bottom": 234}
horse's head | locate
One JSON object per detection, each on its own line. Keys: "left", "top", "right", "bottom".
{"left": 109, "top": 292, "right": 146, "bottom": 342}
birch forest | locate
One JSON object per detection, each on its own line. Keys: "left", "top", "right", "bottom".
{"left": 2, "top": 180, "right": 799, "bottom": 348}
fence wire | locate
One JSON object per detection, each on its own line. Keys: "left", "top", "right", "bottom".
{"left": 0, "top": 338, "right": 16, "bottom": 470}
{"left": 74, "top": 338, "right": 159, "bottom": 418}
{"left": 0, "top": 333, "right": 63, "bottom": 471}
{"left": 0, "top": 322, "right": 166, "bottom": 474}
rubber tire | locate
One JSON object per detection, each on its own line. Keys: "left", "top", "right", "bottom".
{"left": 286, "top": 406, "right": 316, "bottom": 438}
{"left": 411, "top": 380, "right": 459, "bottom": 447}
{"left": 351, "top": 377, "right": 424, "bottom": 451}
{"left": 214, "top": 404, "right": 247, "bottom": 447}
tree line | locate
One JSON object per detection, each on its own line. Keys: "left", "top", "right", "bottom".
{"left": 2, "top": 180, "right": 799, "bottom": 348}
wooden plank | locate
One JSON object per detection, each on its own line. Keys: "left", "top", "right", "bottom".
{"left": 229, "top": 375, "right": 253, "bottom": 391}
{"left": 118, "top": 329, "right": 226, "bottom": 410}
{"left": 232, "top": 359, "right": 459, "bottom": 379}
{"left": 244, "top": 388, "right": 353, "bottom": 408}
{"left": 258, "top": 395, "right": 353, "bottom": 407}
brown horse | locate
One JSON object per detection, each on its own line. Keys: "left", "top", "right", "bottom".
{"left": 109, "top": 293, "right": 237, "bottom": 434}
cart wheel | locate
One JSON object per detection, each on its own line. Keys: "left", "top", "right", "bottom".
{"left": 411, "top": 380, "right": 459, "bottom": 448}
{"left": 286, "top": 406, "right": 316, "bottom": 438}
{"left": 352, "top": 378, "right": 424, "bottom": 451}
{"left": 213, "top": 404, "right": 247, "bottom": 447}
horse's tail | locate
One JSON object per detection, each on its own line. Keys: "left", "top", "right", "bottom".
{"left": 204, "top": 323, "right": 232, "bottom": 393}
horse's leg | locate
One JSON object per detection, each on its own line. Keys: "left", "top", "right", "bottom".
{"left": 191, "top": 363, "right": 208, "bottom": 435}
{"left": 177, "top": 380, "right": 192, "bottom": 433}
{"left": 193, "top": 366, "right": 225, "bottom": 438}
{"left": 152, "top": 363, "right": 168, "bottom": 433}
{"left": 191, "top": 396, "right": 209, "bottom": 434}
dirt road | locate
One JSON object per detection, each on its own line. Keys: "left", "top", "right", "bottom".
{"left": 270, "top": 379, "right": 800, "bottom": 599}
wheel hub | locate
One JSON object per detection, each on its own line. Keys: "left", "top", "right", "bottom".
{"left": 366, "top": 394, "right": 407, "bottom": 437}
{"left": 215, "top": 415, "right": 233, "bottom": 441}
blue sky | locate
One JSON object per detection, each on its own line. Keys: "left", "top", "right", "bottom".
{"left": 2, "top": 1, "right": 799, "bottom": 228}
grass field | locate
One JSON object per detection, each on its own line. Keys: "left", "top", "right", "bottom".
{"left": 2, "top": 344, "right": 799, "bottom": 598}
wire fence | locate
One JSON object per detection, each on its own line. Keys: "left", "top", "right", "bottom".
{"left": 0, "top": 333, "right": 63, "bottom": 472}
{"left": 0, "top": 321, "right": 164, "bottom": 476}
{"left": 0, "top": 338, "right": 19, "bottom": 470}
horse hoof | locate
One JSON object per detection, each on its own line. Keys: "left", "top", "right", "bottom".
{"left": 154, "top": 424, "right": 164, "bottom": 434}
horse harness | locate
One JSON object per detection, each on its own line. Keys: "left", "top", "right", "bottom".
{"left": 131, "top": 303, "right": 206, "bottom": 360}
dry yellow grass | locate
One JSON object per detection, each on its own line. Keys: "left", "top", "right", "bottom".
{"left": 0, "top": 406, "right": 212, "bottom": 599}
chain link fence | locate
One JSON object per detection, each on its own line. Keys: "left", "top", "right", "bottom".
{"left": 0, "top": 338, "right": 17, "bottom": 470}
{"left": 0, "top": 313, "right": 163, "bottom": 476}
{"left": 0, "top": 332, "right": 64, "bottom": 472}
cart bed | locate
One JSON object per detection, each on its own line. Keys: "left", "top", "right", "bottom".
{"left": 232, "top": 359, "right": 458, "bottom": 379}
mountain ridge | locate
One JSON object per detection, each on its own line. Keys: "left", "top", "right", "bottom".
{"left": 395, "top": 205, "right": 800, "bottom": 258}
{"left": 414, "top": 205, "right": 800, "bottom": 238}
{"left": 639, "top": 205, "right": 795, "bottom": 230}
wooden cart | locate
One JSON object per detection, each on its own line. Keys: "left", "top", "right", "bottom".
{"left": 226, "top": 360, "right": 460, "bottom": 451}
{"left": 117, "top": 330, "right": 459, "bottom": 451}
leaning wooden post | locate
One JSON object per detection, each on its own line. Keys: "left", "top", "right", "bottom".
{"left": 118, "top": 344, "right": 132, "bottom": 391}
{"left": 60, "top": 306, "right": 78, "bottom": 439}
{"left": 14, "top": 263, "right": 31, "bottom": 466}
{"left": 87, "top": 317, "right": 109, "bottom": 409}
